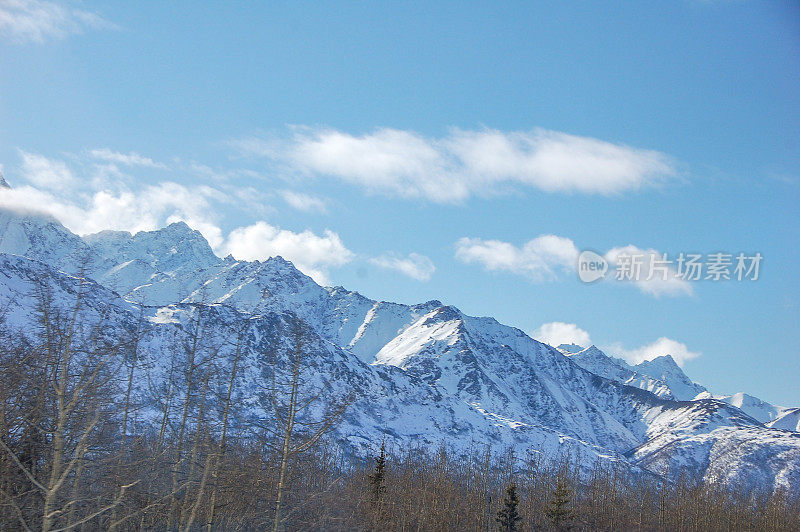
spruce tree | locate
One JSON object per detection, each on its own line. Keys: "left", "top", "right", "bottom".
{"left": 368, "top": 441, "right": 387, "bottom": 504}
{"left": 496, "top": 483, "right": 522, "bottom": 531}
{"left": 545, "top": 477, "right": 574, "bottom": 530}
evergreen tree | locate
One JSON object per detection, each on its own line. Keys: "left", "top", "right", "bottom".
{"left": 496, "top": 483, "right": 521, "bottom": 531}
{"left": 545, "top": 477, "right": 574, "bottom": 530}
{"left": 368, "top": 441, "right": 387, "bottom": 503}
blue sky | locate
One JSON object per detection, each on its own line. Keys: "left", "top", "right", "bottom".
{"left": 1, "top": 1, "right": 798, "bottom": 404}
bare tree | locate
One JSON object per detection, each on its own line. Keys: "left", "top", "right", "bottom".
{"left": 262, "top": 316, "right": 349, "bottom": 532}
{"left": 203, "top": 323, "right": 247, "bottom": 531}
{"left": 0, "top": 273, "right": 136, "bottom": 531}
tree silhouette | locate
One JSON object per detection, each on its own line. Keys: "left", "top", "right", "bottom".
{"left": 368, "top": 441, "right": 387, "bottom": 504}
{"left": 545, "top": 476, "right": 574, "bottom": 530}
{"left": 496, "top": 483, "right": 521, "bottom": 531}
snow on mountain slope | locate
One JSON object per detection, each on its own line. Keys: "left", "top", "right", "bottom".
{"left": 557, "top": 343, "right": 584, "bottom": 354}
{"left": 0, "top": 208, "right": 446, "bottom": 367}
{"left": 341, "top": 295, "right": 443, "bottom": 363}
{"left": 694, "top": 392, "right": 792, "bottom": 425}
{"left": 0, "top": 207, "right": 248, "bottom": 305}
{"left": 375, "top": 307, "right": 661, "bottom": 452}
{"left": 369, "top": 306, "right": 800, "bottom": 491}
{"left": 628, "top": 400, "right": 800, "bottom": 492}
{"left": 563, "top": 345, "right": 686, "bottom": 400}
{"left": 632, "top": 356, "right": 707, "bottom": 401}
{"left": 0, "top": 253, "right": 136, "bottom": 334}
{"left": 563, "top": 345, "right": 635, "bottom": 383}
{"left": 1, "top": 208, "right": 798, "bottom": 493}
{"left": 559, "top": 343, "right": 796, "bottom": 435}
{"left": 769, "top": 409, "right": 800, "bottom": 432}
{"left": 0, "top": 251, "right": 629, "bottom": 471}
{"left": 0, "top": 209, "right": 94, "bottom": 275}
{"left": 83, "top": 222, "right": 221, "bottom": 298}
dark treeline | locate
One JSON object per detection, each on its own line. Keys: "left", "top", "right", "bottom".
{"left": 0, "top": 278, "right": 798, "bottom": 531}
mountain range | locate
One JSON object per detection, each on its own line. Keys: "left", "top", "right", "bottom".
{"left": 0, "top": 203, "right": 798, "bottom": 494}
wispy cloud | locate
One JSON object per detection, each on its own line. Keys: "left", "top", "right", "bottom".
{"left": 0, "top": 0, "right": 117, "bottom": 44}
{"left": 223, "top": 222, "right": 353, "bottom": 285}
{"left": 89, "top": 149, "right": 167, "bottom": 169}
{"left": 280, "top": 190, "right": 328, "bottom": 213}
{"left": 0, "top": 178, "right": 227, "bottom": 248}
{"left": 18, "top": 150, "right": 76, "bottom": 191}
{"left": 455, "top": 235, "right": 693, "bottom": 298}
{"left": 232, "top": 126, "right": 675, "bottom": 203}
{"left": 370, "top": 252, "right": 435, "bottom": 281}
{"left": 1, "top": 149, "right": 357, "bottom": 284}
{"left": 455, "top": 234, "right": 579, "bottom": 282}
{"left": 533, "top": 322, "right": 592, "bottom": 348}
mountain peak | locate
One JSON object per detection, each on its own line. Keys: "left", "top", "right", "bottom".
{"left": 136, "top": 222, "right": 212, "bottom": 248}
{"left": 163, "top": 220, "right": 193, "bottom": 234}
{"left": 83, "top": 229, "right": 133, "bottom": 245}
{"left": 416, "top": 305, "right": 462, "bottom": 328}
{"left": 262, "top": 255, "right": 309, "bottom": 277}
{"left": 633, "top": 355, "right": 707, "bottom": 401}
{"left": 0, "top": 207, "right": 91, "bottom": 273}
{"left": 640, "top": 354, "right": 680, "bottom": 370}
{"left": 0, "top": 171, "right": 9, "bottom": 189}
{"left": 265, "top": 255, "right": 294, "bottom": 266}
{"left": 2, "top": 212, "right": 799, "bottom": 494}
{"left": 558, "top": 343, "right": 585, "bottom": 354}
{"left": 715, "top": 392, "right": 790, "bottom": 424}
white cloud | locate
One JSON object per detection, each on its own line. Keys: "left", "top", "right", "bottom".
{"left": 233, "top": 126, "right": 675, "bottom": 202}
{"left": 605, "top": 337, "right": 701, "bottom": 367}
{"left": 0, "top": 0, "right": 116, "bottom": 44}
{"left": 1, "top": 172, "right": 351, "bottom": 286}
{"left": 89, "top": 149, "right": 166, "bottom": 169}
{"left": 0, "top": 180, "right": 227, "bottom": 248}
{"left": 19, "top": 150, "right": 76, "bottom": 191}
{"left": 4, "top": 150, "right": 241, "bottom": 248}
{"left": 223, "top": 222, "right": 353, "bottom": 285}
{"left": 2, "top": 149, "right": 363, "bottom": 285}
{"left": 455, "top": 234, "right": 579, "bottom": 282}
{"left": 604, "top": 245, "right": 693, "bottom": 297}
{"left": 533, "top": 322, "right": 592, "bottom": 349}
{"left": 370, "top": 252, "right": 435, "bottom": 281}
{"left": 455, "top": 234, "right": 693, "bottom": 298}
{"left": 280, "top": 190, "right": 328, "bottom": 213}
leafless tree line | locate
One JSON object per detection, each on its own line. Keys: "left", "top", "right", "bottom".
{"left": 0, "top": 278, "right": 797, "bottom": 530}
{"left": 0, "top": 277, "right": 347, "bottom": 531}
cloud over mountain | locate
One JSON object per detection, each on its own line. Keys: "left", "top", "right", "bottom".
{"left": 534, "top": 322, "right": 592, "bottom": 348}
{"left": 223, "top": 222, "right": 353, "bottom": 285}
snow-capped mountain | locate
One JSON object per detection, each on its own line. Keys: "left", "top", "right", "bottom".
{"left": 562, "top": 342, "right": 792, "bottom": 429}
{"left": 1, "top": 205, "right": 798, "bottom": 493}
{"left": 769, "top": 409, "right": 800, "bottom": 432}
{"left": 560, "top": 344, "right": 706, "bottom": 401}
{"left": 702, "top": 392, "right": 792, "bottom": 424}
{"left": 633, "top": 356, "right": 708, "bottom": 401}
